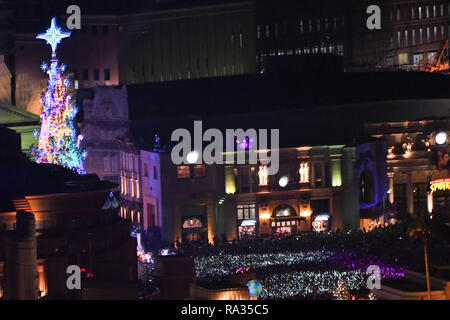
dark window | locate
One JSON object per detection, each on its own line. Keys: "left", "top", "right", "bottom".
{"left": 153, "top": 166, "right": 158, "bottom": 180}
{"left": 144, "top": 163, "right": 148, "bottom": 177}
{"left": 360, "top": 170, "right": 375, "bottom": 203}
{"left": 313, "top": 162, "right": 324, "bottom": 187}
{"left": 73, "top": 69, "right": 78, "bottom": 80}
{"left": 82, "top": 69, "right": 89, "bottom": 80}
{"left": 394, "top": 183, "right": 406, "bottom": 213}
{"left": 104, "top": 69, "right": 110, "bottom": 81}
{"left": 93, "top": 69, "right": 99, "bottom": 81}
{"left": 102, "top": 25, "right": 109, "bottom": 36}
{"left": 413, "top": 183, "right": 427, "bottom": 214}
{"left": 92, "top": 26, "right": 98, "bottom": 35}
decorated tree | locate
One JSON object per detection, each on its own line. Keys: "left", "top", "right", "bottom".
{"left": 332, "top": 279, "right": 351, "bottom": 300}
{"left": 31, "top": 18, "right": 87, "bottom": 174}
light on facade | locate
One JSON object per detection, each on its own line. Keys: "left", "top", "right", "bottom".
{"left": 279, "top": 176, "right": 289, "bottom": 187}
{"left": 258, "top": 165, "right": 269, "bottom": 186}
{"left": 300, "top": 209, "right": 312, "bottom": 218}
{"left": 187, "top": 151, "right": 199, "bottom": 164}
{"left": 435, "top": 131, "right": 448, "bottom": 145}
{"left": 299, "top": 162, "right": 309, "bottom": 183}
{"left": 260, "top": 212, "right": 271, "bottom": 220}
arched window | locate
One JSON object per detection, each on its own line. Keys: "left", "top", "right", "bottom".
{"left": 360, "top": 169, "right": 375, "bottom": 203}
{"left": 182, "top": 218, "right": 203, "bottom": 229}
{"left": 272, "top": 204, "right": 297, "bottom": 217}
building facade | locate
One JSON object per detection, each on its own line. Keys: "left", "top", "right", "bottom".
{"left": 117, "top": 1, "right": 257, "bottom": 84}
{"left": 366, "top": 119, "right": 449, "bottom": 221}
{"left": 81, "top": 85, "right": 129, "bottom": 184}
{"left": 132, "top": 139, "right": 387, "bottom": 244}
{"left": 390, "top": 0, "right": 450, "bottom": 69}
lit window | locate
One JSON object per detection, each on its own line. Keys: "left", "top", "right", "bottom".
{"left": 299, "top": 162, "right": 309, "bottom": 183}
{"left": 177, "top": 166, "right": 190, "bottom": 179}
{"left": 258, "top": 165, "right": 268, "bottom": 186}
{"left": 193, "top": 164, "right": 206, "bottom": 178}
{"left": 236, "top": 204, "right": 256, "bottom": 220}
{"left": 183, "top": 218, "right": 203, "bottom": 229}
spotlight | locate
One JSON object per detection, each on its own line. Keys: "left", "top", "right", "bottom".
{"left": 279, "top": 176, "right": 289, "bottom": 187}
{"left": 435, "top": 131, "right": 448, "bottom": 145}
{"left": 186, "top": 151, "right": 199, "bottom": 164}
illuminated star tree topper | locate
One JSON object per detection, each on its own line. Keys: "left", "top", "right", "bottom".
{"left": 36, "top": 17, "right": 71, "bottom": 57}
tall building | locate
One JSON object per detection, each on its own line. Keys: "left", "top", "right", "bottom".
{"left": 81, "top": 85, "right": 129, "bottom": 184}
{"left": 390, "top": 0, "right": 450, "bottom": 69}
{"left": 117, "top": 0, "right": 257, "bottom": 84}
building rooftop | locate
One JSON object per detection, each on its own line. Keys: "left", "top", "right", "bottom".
{"left": 0, "top": 128, "right": 117, "bottom": 212}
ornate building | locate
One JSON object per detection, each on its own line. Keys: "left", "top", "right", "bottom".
{"left": 366, "top": 119, "right": 449, "bottom": 220}
{"left": 81, "top": 85, "right": 129, "bottom": 184}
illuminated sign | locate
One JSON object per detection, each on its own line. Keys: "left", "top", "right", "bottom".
{"left": 430, "top": 178, "right": 450, "bottom": 194}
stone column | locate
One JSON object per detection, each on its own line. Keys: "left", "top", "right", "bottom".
{"left": 387, "top": 172, "right": 394, "bottom": 204}
{"left": 406, "top": 172, "right": 414, "bottom": 214}
{"left": 4, "top": 211, "right": 38, "bottom": 300}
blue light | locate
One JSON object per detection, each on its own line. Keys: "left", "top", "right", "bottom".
{"left": 36, "top": 17, "right": 71, "bottom": 54}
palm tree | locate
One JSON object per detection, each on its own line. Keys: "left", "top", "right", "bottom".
{"left": 409, "top": 213, "right": 433, "bottom": 300}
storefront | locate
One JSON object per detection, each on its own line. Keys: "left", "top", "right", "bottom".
{"left": 238, "top": 219, "right": 257, "bottom": 239}
{"left": 270, "top": 204, "right": 303, "bottom": 235}
{"left": 312, "top": 214, "right": 330, "bottom": 232}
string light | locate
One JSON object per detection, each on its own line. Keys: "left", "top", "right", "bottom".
{"left": 32, "top": 18, "right": 86, "bottom": 174}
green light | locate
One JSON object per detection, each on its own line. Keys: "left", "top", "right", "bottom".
{"left": 331, "top": 159, "right": 342, "bottom": 187}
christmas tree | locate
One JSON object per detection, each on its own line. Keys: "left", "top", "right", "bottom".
{"left": 332, "top": 279, "right": 351, "bottom": 300}
{"left": 32, "top": 18, "right": 87, "bottom": 174}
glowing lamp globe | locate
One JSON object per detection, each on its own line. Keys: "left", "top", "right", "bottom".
{"left": 279, "top": 176, "right": 289, "bottom": 187}
{"left": 435, "top": 131, "right": 447, "bottom": 145}
{"left": 186, "top": 151, "right": 199, "bottom": 164}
